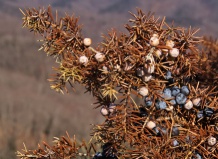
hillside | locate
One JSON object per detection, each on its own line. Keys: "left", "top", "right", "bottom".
{"left": 0, "top": 0, "right": 218, "bottom": 158}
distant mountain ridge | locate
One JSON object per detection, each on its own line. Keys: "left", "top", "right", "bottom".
{"left": 1, "top": 0, "right": 218, "bottom": 38}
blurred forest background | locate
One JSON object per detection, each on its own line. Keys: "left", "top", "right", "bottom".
{"left": 0, "top": 0, "right": 218, "bottom": 158}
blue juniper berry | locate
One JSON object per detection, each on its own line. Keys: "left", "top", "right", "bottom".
{"left": 163, "top": 88, "right": 172, "bottom": 99}
{"left": 155, "top": 100, "right": 167, "bottom": 109}
{"left": 172, "top": 126, "right": 180, "bottom": 136}
{"left": 176, "top": 93, "right": 187, "bottom": 105}
{"left": 172, "top": 139, "right": 179, "bottom": 146}
{"left": 204, "top": 107, "right": 214, "bottom": 117}
{"left": 171, "top": 86, "right": 180, "bottom": 96}
{"left": 165, "top": 71, "right": 172, "bottom": 80}
{"left": 180, "top": 85, "right": 190, "bottom": 96}
{"left": 197, "top": 110, "right": 204, "bottom": 119}
{"left": 170, "top": 99, "right": 177, "bottom": 106}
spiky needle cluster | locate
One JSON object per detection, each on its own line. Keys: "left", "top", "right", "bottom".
{"left": 18, "top": 6, "right": 217, "bottom": 159}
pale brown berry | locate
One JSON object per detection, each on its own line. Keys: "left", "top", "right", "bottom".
{"left": 138, "top": 87, "right": 149, "bottom": 96}
{"left": 169, "top": 48, "right": 179, "bottom": 57}
{"left": 155, "top": 49, "right": 162, "bottom": 58}
{"left": 95, "top": 52, "right": 105, "bottom": 62}
{"left": 146, "top": 121, "right": 156, "bottom": 129}
{"left": 83, "top": 38, "right": 92, "bottom": 46}
{"left": 208, "top": 136, "right": 217, "bottom": 146}
{"left": 184, "top": 100, "right": 193, "bottom": 110}
{"left": 142, "top": 74, "right": 152, "bottom": 82}
{"left": 192, "top": 98, "right": 201, "bottom": 106}
{"left": 100, "top": 106, "right": 109, "bottom": 116}
{"left": 79, "top": 55, "right": 88, "bottom": 65}
{"left": 149, "top": 36, "right": 159, "bottom": 46}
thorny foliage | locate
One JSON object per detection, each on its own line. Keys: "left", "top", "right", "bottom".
{"left": 17, "top": 132, "right": 98, "bottom": 159}
{"left": 18, "top": 6, "right": 217, "bottom": 159}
